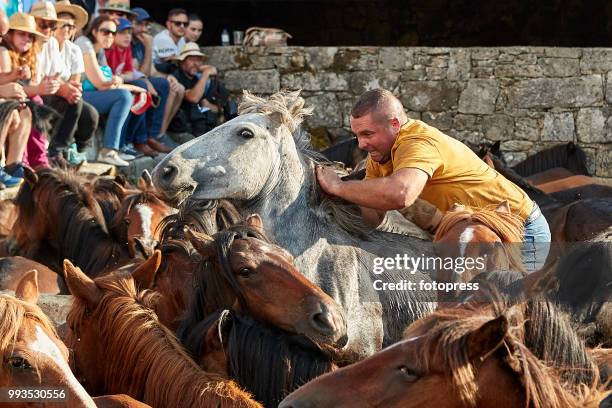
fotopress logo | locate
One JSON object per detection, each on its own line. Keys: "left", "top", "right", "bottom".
{"left": 372, "top": 254, "right": 487, "bottom": 275}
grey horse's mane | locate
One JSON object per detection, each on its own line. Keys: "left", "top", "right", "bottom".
{"left": 239, "top": 90, "right": 375, "bottom": 238}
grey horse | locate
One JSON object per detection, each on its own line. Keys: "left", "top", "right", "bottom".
{"left": 153, "top": 90, "right": 436, "bottom": 358}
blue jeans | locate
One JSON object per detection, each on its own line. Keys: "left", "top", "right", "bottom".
{"left": 83, "top": 89, "right": 133, "bottom": 150}
{"left": 146, "top": 77, "right": 169, "bottom": 137}
{"left": 521, "top": 203, "right": 551, "bottom": 273}
{"left": 122, "top": 78, "right": 170, "bottom": 145}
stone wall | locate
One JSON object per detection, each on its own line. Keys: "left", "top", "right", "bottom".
{"left": 202, "top": 46, "right": 612, "bottom": 177}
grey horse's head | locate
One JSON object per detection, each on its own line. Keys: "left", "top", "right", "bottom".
{"left": 153, "top": 90, "right": 313, "bottom": 206}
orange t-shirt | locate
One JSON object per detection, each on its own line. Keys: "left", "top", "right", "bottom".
{"left": 365, "top": 120, "right": 532, "bottom": 220}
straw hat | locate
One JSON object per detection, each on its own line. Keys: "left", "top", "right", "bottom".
{"left": 30, "top": 1, "right": 67, "bottom": 23}
{"left": 99, "top": 0, "right": 136, "bottom": 17}
{"left": 8, "top": 13, "right": 46, "bottom": 38}
{"left": 173, "top": 42, "right": 207, "bottom": 61}
{"left": 54, "top": 0, "right": 89, "bottom": 32}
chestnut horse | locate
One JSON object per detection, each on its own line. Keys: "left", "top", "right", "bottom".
{"left": 0, "top": 257, "right": 61, "bottom": 294}
{"left": 63, "top": 260, "right": 263, "bottom": 408}
{"left": 182, "top": 309, "right": 339, "bottom": 408}
{"left": 0, "top": 270, "right": 97, "bottom": 407}
{"left": 177, "top": 214, "right": 348, "bottom": 348}
{"left": 10, "top": 167, "right": 130, "bottom": 277}
{"left": 280, "top": 300, "right": 606, "bottom": 408}
{"left": 434, "top": 201, "right": 525, "bottom": 289}
{"left": 111, "top": 173, "right": 176, "bottom": 259}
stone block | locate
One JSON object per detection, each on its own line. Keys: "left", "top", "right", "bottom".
{"left": 304, "top": 93, "right": 342, "bottom": 128}
{"left": 458, "top": 79, "right": 500, "bottom": 114}
{"left": 514, "top": 117, "right": 541, "bottom": 141}
{"left": 422, "top": 111, "right": 454, "bottom": 130}
{"left": 580, "top": 49, "right": 612, "bottom": 74}
{"left": 483, "top": 114, "right": 514, "bottom": 141}
{"left": 378, "top": 48, "right": 414, "bottom": 70}
{"left": 494, "top": 64, "right": 543, "bottom": 78}
{"left": 542, "top": 112, "right": 575, "bottom": 141}
{"left": 538, "top": 58, "right": 580, "bottom": 77}
{"left": 348, "top": 71, "right": 401, "bottom": 94}
{"left": 507, "top": 76, "right": 603, "bottom": 108}
{"left": 400, "top": 81, "right": 461, "bottom": 112}
{"left": 224, "top": 69, "right": 280, "bottom": 94}
{"left": 596, "top": 148, "right": 612, "bottom": 177}
{"left": 281, "top": 72, "right": 349, "bottom": 91}
{"left": 576, "top": 108, "right": 606, "bottom": 143}
{"left": 447, "top": 49, "right": 471, "bottom": 81}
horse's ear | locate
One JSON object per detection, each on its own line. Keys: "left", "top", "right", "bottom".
{"left": 63, "top": 259, "right": 101, "bottom": 307}
{"left": 131, "top": 249, "right": 162, "bottom": 289}
{"left": 24, "top": 166, "right": 38, "bottom": 187}
{"left": 184, "top": 227, "right": 216, "bottom": 259}
{"left": 467, "top": 315, "right": 508, "bottom": 363}
{"left": 449, "top": 203, "right": 465, "bottom": 212}
{"left": 205, "top": 310, "right": 232, "bottom": 353}
{"left": 491, "top": 141, "right": 501, "bottom": 156}
{"left": 15, "top": 270, "right": 39, "bottom": 305}
{"left": 100, "top": 167, "right": 113, "bottom": 177}
{"left": 138, "top": 169, "right": 153, "bottom": 190}
{"left": 245, "top": 214, "right": 265, "bottom": 233}
{"left": 495, "top": 200, "right": 511, "bottom": 214}
{"left": 114, "top": 174, "right": 127, "bottom": 187}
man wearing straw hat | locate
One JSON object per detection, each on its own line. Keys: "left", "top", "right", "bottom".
{"left": 31, "top": 0, "right": 97, "bottom": 164}
{"left": 169, "top": 42, "right": 219, "bottom": 137}
{"left": 98, "top": 0, "right": 136, "bottom": 21}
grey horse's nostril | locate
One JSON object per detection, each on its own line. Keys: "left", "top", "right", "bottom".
{"left": 159, "top": 164, "right": 179, "bottom": 187}
{"left": 310, "top": 304, "right": 337, "bottom": 336}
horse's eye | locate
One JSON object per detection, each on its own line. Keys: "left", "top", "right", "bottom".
{"left": 124, "top": 218, "right": 131, "bottom": 225}
{"left": 8, "top": 356, "right": 32, "bottom": 370}
{"left": 397, "top": 365, "right": 419, "bottom": 381}
{"left": 238, "top": 267, "right": 252, "bottom": 277}
{"left": 239, "top": 128, "right": 254, "bottom": 139}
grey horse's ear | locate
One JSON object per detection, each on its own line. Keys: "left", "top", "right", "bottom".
{"left": 139, "top": 169, "right": 153, "bottom": 190}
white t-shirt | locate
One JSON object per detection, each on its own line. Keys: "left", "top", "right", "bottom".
{"left": 36, "top": 36, "right": 64, "bottom": 84}
{"left": 58, "top": 40, "right": 85, "bottom": 81}
{"left": 152, "top": 29, "right": 185, "bottom": 64}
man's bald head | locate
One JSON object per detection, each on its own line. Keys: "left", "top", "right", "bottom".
{"left": 350, "top": 88, "right": 407, "bottom": 125}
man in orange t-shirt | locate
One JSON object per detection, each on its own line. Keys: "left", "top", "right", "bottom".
{"left": 316, "top": 88, "right": 550, "bottom": 272}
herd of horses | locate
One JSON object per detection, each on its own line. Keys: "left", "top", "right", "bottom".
{"left": 0, "top": 90, "right": 610, "bottom": 407}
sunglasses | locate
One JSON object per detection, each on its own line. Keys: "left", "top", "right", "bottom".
{"left": 98, "top": 28, "right": 117, "bottom": 36}
{"left": 61, "top": 23, "right": 76, "bottom": 30}
{"left": 171, "top": 20, "right": 189, "bottom": 27}
{"left": 38, "top": 21, "right": 57, "bottom": 30}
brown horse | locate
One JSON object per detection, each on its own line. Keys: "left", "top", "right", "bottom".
{"left": 0, "top": 199, "right": 17, "bottom": 237}
{"left": 181, "top": 309, "right": 339, "bottom": 408}
{"left": 0, "top": 257, "right": 61, "bottom": 294}
{"left": 63, "top": 260, "right": 263, "bottom": 408}
{"left": 433, "top": 201, "right": 525, "bottom": 299}
{"left": 0, "top": 270, "right": 97, "bottom": 407}
{"left": 10, "top": 167, "right": 130, "bottom": 277}
{"left": 177, "top": 214, "right": 348, "bottom": 348}
{"left": 111, "top": 172, "right": 176, "bottom": 259}
{"left": 280, "top": 300, "right": 606, "bottom": 408}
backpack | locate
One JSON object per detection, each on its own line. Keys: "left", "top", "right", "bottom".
{"left": 243, "top": 27, "right": 292, "bottom": 47}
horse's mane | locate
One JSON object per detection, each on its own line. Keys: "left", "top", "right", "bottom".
{"left": 182, "top": 310, "right": 335, "bottom": 408}
{"left": 434, "top": 205, "right": 526, "bottom": 272}
{"left": 13, "top": 168, "right": 123, "bottom": 276}
{"left": 66, "top": 272, "right": 259, "bottom": 408}
{"left": 513, "top": 142, "right": 590, "bottom": 177}
{"left": 239, "top": 90, "right": 395, "bottom": 239}
{"left": 0, "top": 294, "right": 59, "bottom": 355}
{"left": 91, "top": 177, "right": 131, "bottom": 228}
{"left": 408, "top": 298, "right": 603, "bottom": 408}
{"left": 177, "top": 224, "right": 271, "bottom": 341}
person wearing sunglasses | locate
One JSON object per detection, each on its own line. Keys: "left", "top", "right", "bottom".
{"left": 152, "top": 8, "right": 188, "bottom": 75}
{"left": 75, "top": 15, "right": 134, "bottom": 166}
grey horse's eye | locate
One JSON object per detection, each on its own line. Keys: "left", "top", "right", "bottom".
{"left": 239, "top": 128, "right": 254, "bottom": 139}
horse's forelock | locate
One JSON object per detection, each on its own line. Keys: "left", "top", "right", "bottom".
{"left": 238, "top": 90, "right": 313, "bottom": 134}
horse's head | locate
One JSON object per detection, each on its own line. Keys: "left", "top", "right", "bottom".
{"left": 153, "top": 90, "right": 312, "bottom": 205}
{"left": 186, "top": 214, "right": 348, "bottom": 347}
{"left": 0, "top": 271, "right": 96, "bottom": 407}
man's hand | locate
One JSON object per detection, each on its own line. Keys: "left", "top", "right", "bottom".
{"left": 11, "top": 66, "right": 30, "bottom": 81}
{"left": 57, "top": 82, "right": 82, "bottom": 104}
{"left": 137, "top": 32, "right": 152, "bottom": 48}
{"left": 111, "top": 75, "right": 124, "bottom": 87}
{"left": 167, "top": 75, "right": 182, "bottom": 93}
{"left": 143, "top": 78, "right": 158, "bottom": 96}
{"left": 316, "top": 165, "right": 343, "bottom": 196}
{"left": 38, "top": 74, "right": 61, "bottom": 95}
{"left": 199, "top": 64, "right": 217, "bottom": 76}
{"left": 0, "top": 82, "right": 27, "bottom": 100}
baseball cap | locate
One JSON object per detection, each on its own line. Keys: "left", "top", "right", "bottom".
{"left": 116, "top": 17, "right": 132, "bottom": 32}
{"left": 131, "top": 7, "right": 151, "bottom": 22}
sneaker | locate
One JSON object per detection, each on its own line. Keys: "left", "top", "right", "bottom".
{"left": 4, "top": 162, "right": 25, "bottom": 178}
{"left": 66, "top": 144, "right": 88, "bottom": 166}
{"left": 120, "top": 144, "right": 143, "bottom": 159}
{"left": 97, "top": 149, "right": 130, "bottom": 167}
{"left": 0, "top": 167, "right": 23, "bottom": 187}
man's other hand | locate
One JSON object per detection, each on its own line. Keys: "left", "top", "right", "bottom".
{"left": 316, "top": 165, "right": 342, "bottom": 196}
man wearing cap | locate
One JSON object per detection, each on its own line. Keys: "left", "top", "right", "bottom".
{"left": 169, "top": 42, "right": 219, "bottom": 137}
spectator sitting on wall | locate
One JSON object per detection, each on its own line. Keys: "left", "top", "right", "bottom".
{"left": 99, "top": 0, "right": 136, "bottom": 22}
{"left": 132, "top": 6, "right": 181, "bottom": 148}
{"left": 184, "top": 13, "right": 203, "bottom": 43}
{"left": 168, "top": 42, "right": 219, "bottom": 137}
{"left": 152, "top": 8, "right": 187, "bottom": 74}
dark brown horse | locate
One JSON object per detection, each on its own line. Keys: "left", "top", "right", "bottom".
{"left": 63, "top": 260, "right": 263, "bottom": 408}
{"left": 10, "top": 167, "right": 131, "bottom": 277}
{"left": 181, "top": 309, "right": 339, "bottom": 408}
{"left": 280, "top": 298, "right": 606, "bottom": 408}
{"left": 177, "top": 214, "right": 348, "bottom": 347}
